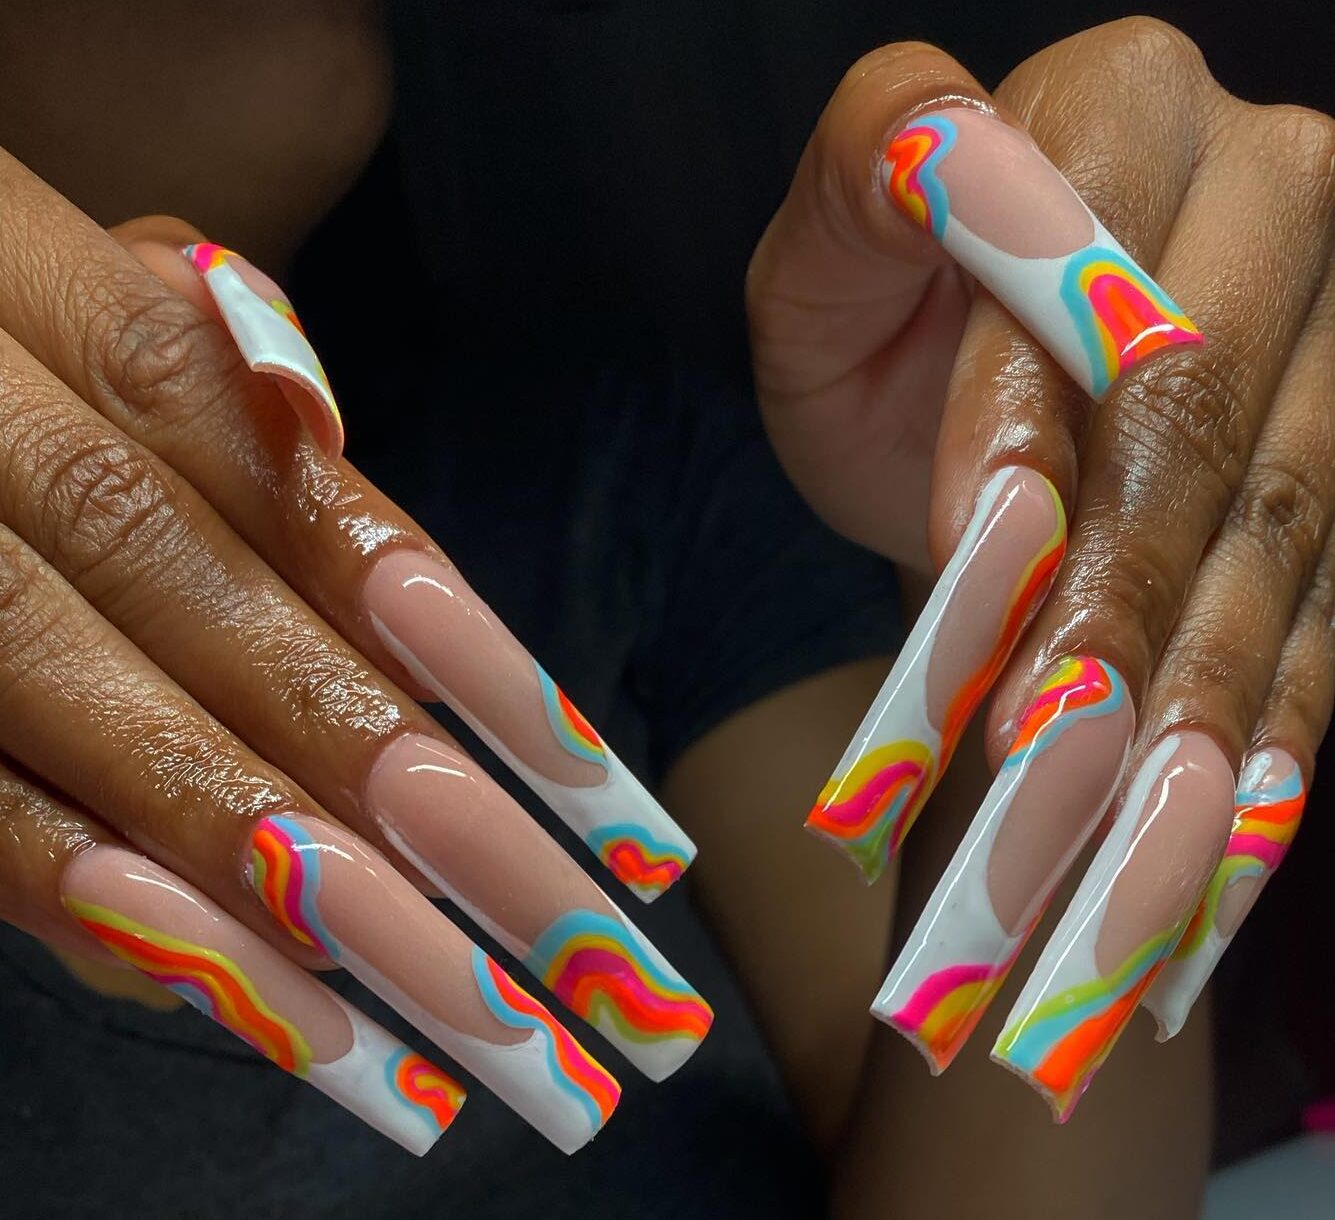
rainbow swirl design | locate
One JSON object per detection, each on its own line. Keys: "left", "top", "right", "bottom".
{"left": 536, "top": 666, "right": 608, "bottom": 768}
{"left": 995, "top": 928, "right": 1177, "bottom": 1120}
{"left": 249, "top": 816, "right": 340, "bottom": 960}
{"left": 1060, "top": 246, "right": 1202, "bottom": 397}
{"left": 67, "top": 900, "right": 313, "bottom": 1075}
{"left": 528, "top": 910, "right": 713, "bottom": 1047}
{"left": 386, "top": 1047, "right": 466, "bottom": 1135}
{"left": 806, "top": 739, "right": 934, "bottom": 881}
{"left": 471, "top": 948, "right": 620, "bottom": 1131}
{"left": 883, "top": 116, "right": 956, "bottom": 239}
{"left": 938, "top": 478, "right": 1068, "bottom": 771}
{"left": 586, "top": 824, "right": 691, "bottom": 897}
{"left": 1173, "top": 767, "right": 1304, "bottom": 959}
{"left": 184, "top": 241, "right": 230, "bottom": 274}
{"left": 1005, "top": 655, "right": 1126, "bottom": 766}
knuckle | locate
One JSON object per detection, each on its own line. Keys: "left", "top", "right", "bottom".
{"left": 1115, "top": 350, "right": 1252, "bottom": 506}
{"left": 1067, "top": 531, "right": 1186, "bottom": 663}
{"left": 1228, "top": 460, "right": 1331, "bottom": 581}
{"left": 0, "top": 526, "right": 60, "bottom": 664}
{"left": 1253, "top": 104, "right": 1335, "bottom": 203}
{"left": 1099, "top": 16, "right": 1207, "bottom": 82}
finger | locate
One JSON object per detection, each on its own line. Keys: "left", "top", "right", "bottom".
{"left": 1145, "top": 528, "right": 1335, "bottom": 1036}
{"left": 0, "top": 535, "right": 619, "bottom": 1149}
{"left": 874, "top": 251, "right": 1335, "bottom": 1069}
{"left": 0, "top": 173, "right": 694, "bottom": 902}
{"left": 0, "top": 759, "right": 465, "bottom": 1154}
{"left": 798, "top": 26, "right": 1210, "bottom": 881}
{"left": 0, "top": 328, "right": 711, "bottom": 1075}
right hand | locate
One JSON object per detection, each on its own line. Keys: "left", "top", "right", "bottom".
{"left": 0, "top": 154, "right": 711, "bottom": 1155}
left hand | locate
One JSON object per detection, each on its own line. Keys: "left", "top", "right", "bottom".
{"left": 747, "top": 17, "right": 1332, "bottom": 1116}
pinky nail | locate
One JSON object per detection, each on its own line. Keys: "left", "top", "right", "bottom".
{"left": 807, "top": 466, "right": 1066, "bottom": 882}
{"left": 1143, "top": 748, "right": 1305, "bottom": 1039}
{"left": 62, "top": 844, "right": 463, "bottom": 1155}
{"left": 247, "top": 814, "right": 620, "bottom": 1152}
{"left": 183, "top": 243, "right": 344, "bottom": 459}
{"left": 882, "top": 107, "right": 1204, "bottom": 398}
{"left": 992, "top": 731, "right": 1236, "bottom": 1120}
{"left": 873, "top": 656, "right": 1133, "bottom": 1071}
{"left": 360, "top": 549, "right": 697, "bottom": 901}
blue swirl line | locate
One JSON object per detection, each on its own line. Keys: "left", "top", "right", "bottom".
{"left": 526, "top": 909, "right": 686, "bottom": 997}
{"left": 1000, "top": 663, "right": 1127, "bottom": 775}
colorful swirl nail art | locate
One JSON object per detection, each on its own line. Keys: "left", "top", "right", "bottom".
{"left": 472, "top": 947, "right": 621, "bottom": 1131}
{"left": 249, "top": 815, "right": 339, "bottom": 959}
{"left": 993, "top": 733, "right": 1235, "bottom": 1119}
{"left": 537, "top": 667, "right": 609, "bottom": 768}
{"left": 874, "top": 657, "right": 1132, "bottom": 1070}
{"left": 528, "top": 909, "right": 713, "bottom": 1079}
{"left": 808, "top": 467, "right": 1066, "bottom": 882}
{"left": 881, "top": 108, "right": 1202, "bottom": 399}
{"left": 585, "top": 825, "right": 691, "bottom": 899}
{"left": 386, "top": 1047, "right": 467, "bottom": 1135}
{"left": 183, "top": 241, "right": 343, "bottom": 458}
{"left": 69, "top": 899, "right": 314, "bottom": 1074}
{"left": 1144, "top": 749, "right": 1305, "bottom": 1038}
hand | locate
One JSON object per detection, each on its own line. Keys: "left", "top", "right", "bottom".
{"left": 747, "top": 18, "right": 1331, "bottom": 1116}
{"left": 0, "top": 155, "right": 710, "bottom": 1153}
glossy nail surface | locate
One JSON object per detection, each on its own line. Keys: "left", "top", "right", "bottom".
{"left": 63, "top": 844, "right": 463, "bottom": 1155}
{"left": 184, "top": 242, "right": 344, "bottom": 458}
{"left": 882, "top": 107, "right": 1203, "bottom": 398}
{"left": 1144, "top": 748, "right": 1305, "bottom": 1039}
{"left": 248, "top": 813, "right": 619, "bottom": 1152}
{"left": 807, "top": 466, "right": 1066, "bottom": 882}
{"left": 992, "top": 732, "right": 1235, "bottom": 1120}
{"left": 361, "top": 549, "right": 696, "bottom": 901}
{"left": 367, "top": 733, "right": 713, "bottom": 1079}
{"left": 874, "top": 657, "right": 1133, "bottom": 1070}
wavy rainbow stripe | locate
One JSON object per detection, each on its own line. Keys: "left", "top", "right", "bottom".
{"left": 67, "top": 899, "right": 313, "bottom": 1075}
{"left": 996, "top": 928, "right": 1177, "bottom": 1120}
{"left": 1060, "top": 246, "right": 1202, "bottom": 397}
{"left": 386, "top": 1047, "right": 466, "bottom": 1135}
{"left": 528, "top": 910, "right": 713, "bottom": 1047}
{"left": 806, "top": 738, "right": 934, "bottom": 881}
{"left": 585, "top": 824, "right": 690, "bottom": 897}
{"left": 249, "top": 816, "right": 340, "bottom": 959}
{"left": 471, "top": 947, "right": 620, "bottom": 1131}
{"left": 1173, "top": 769, "right": 1304, "bottom": 959}
{"left": 883, "top": 116, "right": 956, "bottom": 239}
{"left": 889, "top": 936, "right": 1030, "bottom": 1072}
{"left": 184, "top": 241, "right": 231, "bottom": 274}
{"left": 1005, "top": 655, "right": 1126, "bottom": 765}
{"left": 536, "top": 666, "right": 608, "bottom": 768}
{"left": 939, "top": 477, "right": 1067, "bottom": 769}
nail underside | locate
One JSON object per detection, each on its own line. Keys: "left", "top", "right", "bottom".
{"left": 1143, "top": 748, "right": 1304, "bottom": 1039}
{"left": 184, "top": 242, "right": 344, "bottom": 459}
{"left": 882, "top": 107, "right": 1203, "bottom": 399}
{"left": 873, "top": 656, "right": 1133, "bottom": 1072}
{"left": 249, "top": 814, "right": 620, "bottom": 1153}
{"left": 361, "top": 549, "right": 696, "bottom": 902}
{"left": 62, "top": 845, "right": 463, "bottom": 1155}
{"left": 806, "top": 466, "right": 1066, "bottom": 882}
{"left": 992, "top": 732, "right": 1236, "bottom": 1120}
{"left": 368, "top": 733, "right": 713, "bottom": 1081}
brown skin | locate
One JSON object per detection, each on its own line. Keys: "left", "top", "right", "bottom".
{"left": 0, "top": 8, "right": 1329, "bottom": 1217}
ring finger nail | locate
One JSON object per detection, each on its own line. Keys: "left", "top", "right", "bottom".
{"left": 881, "top": 106, "right": 1203, "bottom": 398}
{"left": 1143, "top": 748, "right": 1305, "bottom": 1039}
{"left": 807, "top": 466, "right": 1066, "bottom": 881}
{"left": 247, "top": 814, "right": 620, "bottom": 1152}
{"left": 361, "top": 549, "right": 696, "bottom": 901}
{"left": 992, "top": 731, "right": 1235, "bottom": 1120}
{"left": 63, "top": 844, "right": 464, "bottom": 1154}
{"left": 183, "top": 243, "right": 344, "bottom": 459}
{"left": 873, "top": 657, "right": 1133, "bottom": 1070}
{"left": 366, "top": 733, "right": 713, "bottom": 1078}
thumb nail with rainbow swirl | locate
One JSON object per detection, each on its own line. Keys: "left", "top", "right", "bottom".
{"left": 807, "top": 466, "right": 1066, "bottom": 882}
{"left": 361, "top": 548, "right": 697, "bottom": 901}
{"left": 882, "top": 106, "right": 1203, "bottom": 399}
{"left": 991, "top": 731, "right": 1236, "bottom": 1120}
{"left": 247, "top": 813, "right": 621, "bottom": 1153}
{"left": 183, "top": 243, "right": 344, "bottom": 460}
{"left": 62, "top": 845, "right": 465, "bottom": 1155}
{"left": 1142, "top": 747, "right": 1305, "bottom": 1040}
{"left": 872, "top": 656, "right": 1134, "bottom": 1072}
